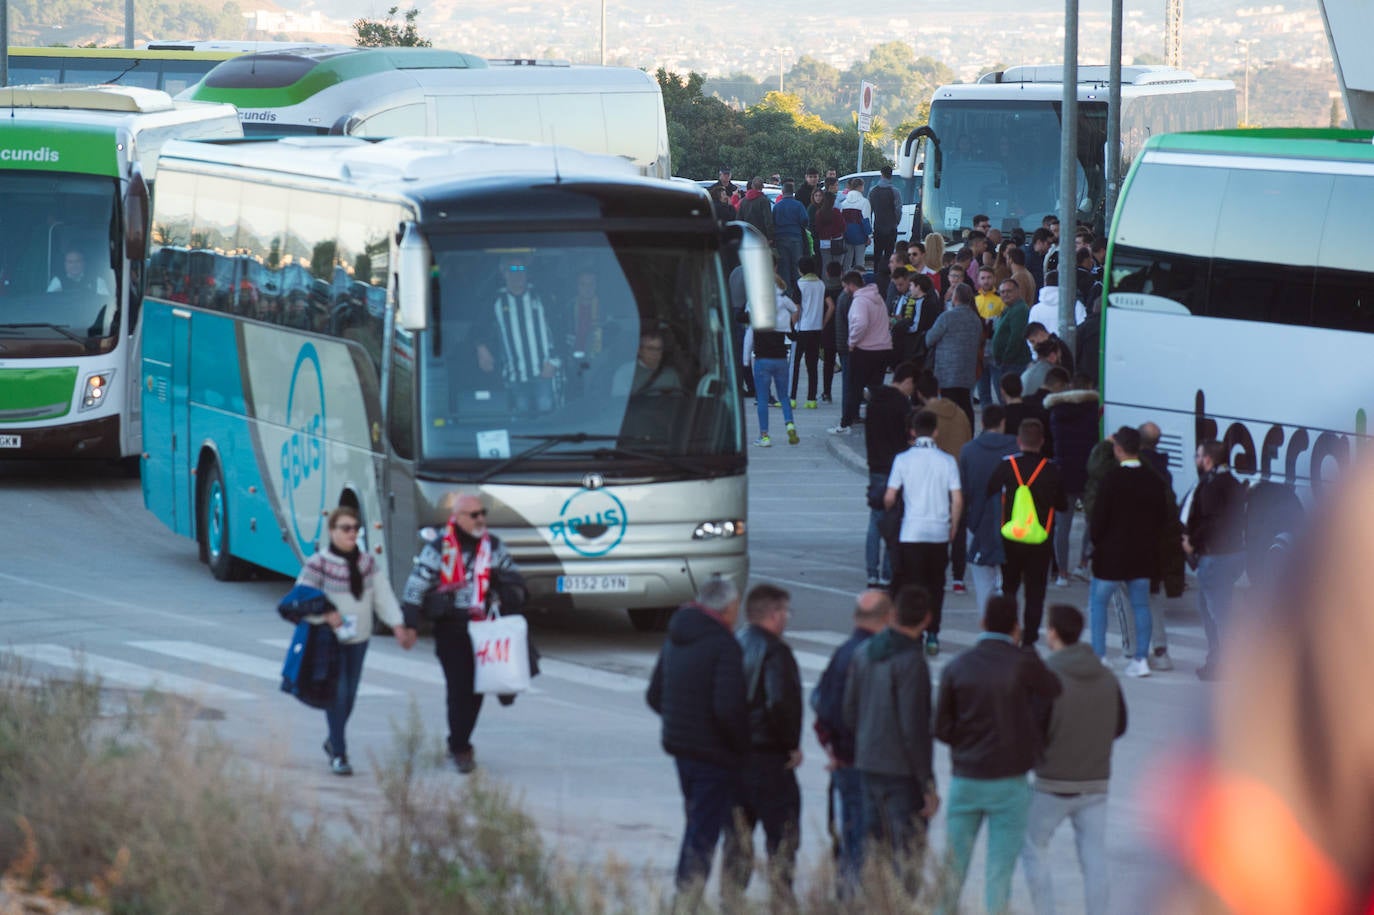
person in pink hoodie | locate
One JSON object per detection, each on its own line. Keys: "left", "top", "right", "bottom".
{"left": 831, "top": 276, "right": 892, "bottom": 435}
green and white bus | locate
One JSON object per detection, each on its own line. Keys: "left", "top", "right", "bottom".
{"left": 1102, "top": 128, "right": 1374, "bottom": 498}
{"left": 181, "top": 47, "right": 673, "bottom": 178}
{"left": 0, "top": 85, "right": 240, "bottom": 462}
{"left": 140, "top": 136, "right": 773, "bottom": 629}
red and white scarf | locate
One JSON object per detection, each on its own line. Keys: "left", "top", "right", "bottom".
{"left": 438, "top": 520, "right": 492, "bottom": 620}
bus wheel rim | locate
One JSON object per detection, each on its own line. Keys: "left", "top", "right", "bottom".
{"left": 209, "top": 481, "right": 225, "bottom": 558}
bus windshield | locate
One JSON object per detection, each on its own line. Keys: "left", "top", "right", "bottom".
{"left": 418, "top": 231, "right": 741, "bottom": 470}
{"left": 926, "top": 100, "right": 1103, "bottom": 237}
{"left": 0, "top": 172, "right": 118, "bottom": 357}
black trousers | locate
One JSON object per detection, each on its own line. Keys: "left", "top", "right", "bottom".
{"left": 1003, "top": 540, "right": 1054, "bottom": 645}
{"left": 942, "top": 386, "right": 975, "bottom": 430}
{"left": 873, "top": 229, "right": 898, "bottom": 273}
{"left": 722, "top": 752, "right": 800, "bottom": 906}
{"left": 820, "top": 318, "right": 838, "bottom": 398}
{"left": 789, "top": 330, "right": 822, "bottom": 401}
{"left": 893, "top": 540, "right": 949, "bottom": 634}
{"left": 845, "top": 348, "right": 892, "bottom": 425}
{"left": 434, "top": 618, "right": 484, "bottom": 755}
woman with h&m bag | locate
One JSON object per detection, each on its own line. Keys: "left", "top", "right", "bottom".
{"left": 400, "top": 491, "right": 531, "bottom": 775}
{"left": 294, "top": 505, "right": 416, "bottom": 777}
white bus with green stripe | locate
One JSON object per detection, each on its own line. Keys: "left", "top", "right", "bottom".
{"left": 182, "top": 47, "right": 672, "bottom": 178}
{"left": 0, "top": 85, "right": 240, "bottom": 463}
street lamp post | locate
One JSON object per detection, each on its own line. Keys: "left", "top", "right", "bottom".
{"left": 600, "top": 0, "right": 606, "bottom": 65}
{"left": 1237, "top": 39, "right": 1258, "bottom": 126}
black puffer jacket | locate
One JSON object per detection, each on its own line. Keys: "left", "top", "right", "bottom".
{"left": 738, "top": 624, "right": 803, "bottom": 755}
{"left": 646, "top": 604, "right": 750, "bottom": 769}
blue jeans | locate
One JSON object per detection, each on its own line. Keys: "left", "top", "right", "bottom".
{"left": 1197, "top": 551, "right": 1245, "bottom": 667}
{"left": 832, "top": 767, "right": 865, "bottom": 894}
{"left": 1052, "top": 492, "right": 1083, "bottom": 577}
{"left": 753, "top": 357, "right": 794, "bottom": 435}
{"left": 867, "top": 472, "right": 894, "bottom": 584}
{"left": 1089, "top": 576, "right": 1151, "bottom": 659}
{"left": 325, "top": 639, "right": 368, "bottom": 759}
{"left": 775, "top": 236, "right": 804, "bottom": 296}
{"left": 674, "top": 756, "right": 741, "bottom": 891}
{"left": 861, "top": 771, "right": 928, "bottom": 899}
{"left": 937, "top": 775, "right": 1032, "bottom": 915}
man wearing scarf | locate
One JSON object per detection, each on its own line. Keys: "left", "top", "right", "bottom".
{"left": 402, "top": 491, "right": 527, "bottom": 774}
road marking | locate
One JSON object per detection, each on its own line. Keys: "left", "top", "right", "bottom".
{"left": 0, "top": 572, "right": 219, "bottom": 628}
{"left": 537, "top": 658, "right": 647, "bottom": 693}
{"left": 131, "top": 640, "right": 399, "bottom": 697}
{"left": 8, "top": 644, "right": 255, "bottom": 700}
{"left": 752, "top": 575, "right": 859, "bottom": 598}
{"left": 261, "top": 639, "right": 448, "bottom": 685}
{"left": 791, "top": 649, "right": 832, "bottom": 673}
{"left": 789, "top": 630, "right": 847, "bottom": 648}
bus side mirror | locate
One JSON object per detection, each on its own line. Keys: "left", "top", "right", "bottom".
{"left": 125, "top": 167, "right": 149, "bottom": 263}
{"left": 726, "top": 221, "right": 776, "bottom": 332}
{"left": 396, "top": 223, "right": 430, "bottom": 332}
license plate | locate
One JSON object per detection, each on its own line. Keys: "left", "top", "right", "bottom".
{"left": 556, "top": 575, "right": 630, "bottom": 593}
{"left": 0, "top": 435, "right": 18, "bottom": 448}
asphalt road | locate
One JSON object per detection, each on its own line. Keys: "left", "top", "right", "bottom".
{"left": 1, "top": 396, "right": 1209, "bottom": 912}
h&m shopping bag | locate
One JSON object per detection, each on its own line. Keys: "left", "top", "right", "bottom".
{"left": 470, "top": 612, "right": 532, "bottom": 695}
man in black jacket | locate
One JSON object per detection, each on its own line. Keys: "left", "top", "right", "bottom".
{"left": 987, "top": 418, "right": 1068, "bottom": 647}
{"left": 646, "top": 578, "right": 750, "bottom": 895}
{"left": 721, "top": 583, "right": 804, "bottom": 910}
{"left": 1184, "top": 438, "right": 1247, "bottom": 680}
{"left": 933, "top": 594, "right": 1062, "bottom": 915}
{"left": 865, "top": 361, "right": 917, "bottom": 587}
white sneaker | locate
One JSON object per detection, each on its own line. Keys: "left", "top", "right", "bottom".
{"left": 1124, "top": 658, "right": 1151, "bottom": 678}
{"left": 1148, "top": 649, "right": 1174, "bottom": 671}
{"left": 1053, "top": 576, "right": 1069, "bottom": 588}
{"left": 828, "top": 425, "right": 852, "bottom": 435}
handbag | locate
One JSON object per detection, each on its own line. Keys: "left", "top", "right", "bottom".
{"left": 469, "top": 609, "right": 532, "bottom": 695}
{"left": 280, "top": 620, "right": 340, "bottom": 709}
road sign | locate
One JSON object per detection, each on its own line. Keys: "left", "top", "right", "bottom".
{"left": 857, "top": 114, "right": 873, "bottom": 133}
{"left": 859, "top": 81, "right": 876, "bottom": 117}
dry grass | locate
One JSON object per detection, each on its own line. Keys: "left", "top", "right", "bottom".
{"left": 0, "top": 657, "right": 936, "bottom": 915}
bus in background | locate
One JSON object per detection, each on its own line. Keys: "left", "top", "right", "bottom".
{"left": 181, "top": 47, "right": 673, "bottom": 177}
{"left": 6, "top": 43, "right": 337, "bottom": 96}
{"left": 1102, "top": 128, "right": 1374, "bottom": 504}
{"left": 0, "top": 85, "right": 240, "bottom": 463}
{"left": 139, "top": 136, "right": 774, "bottom": 630}
{"left": 900, "top": 65, "right": 1235, "bottom": 240}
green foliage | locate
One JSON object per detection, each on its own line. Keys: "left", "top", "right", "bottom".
{"left": 1227, "top": 60, "right": 1342, "bottom": 128}
{"left": 8, "top": 0, "right": 245, "bottom": 43}
{"left": 657, "top": 68, "right": 884, "bottom": 181}
{"left": 353, "top": 5, "right": 433, "bottom": 48}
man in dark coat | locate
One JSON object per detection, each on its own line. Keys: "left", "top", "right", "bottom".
{"left": 1044, "top": 383, "right": 1101, "bottom": 585}
{"left": 721, "top": 584, "right": 804, "bottom": 910}
{"left": 1087, "top": 427, "right": 1172, "bottom": 676}
{"left": 646, "top": 578, "right": 750, "bottom": 895}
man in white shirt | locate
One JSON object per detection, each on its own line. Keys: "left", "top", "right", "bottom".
{"left": 885, "top": 409, "right": 964, "bottom": 657}
{"left": 47, "top": 248, "right": 110, "bottom": 296}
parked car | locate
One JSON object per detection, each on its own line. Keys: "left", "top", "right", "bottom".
{"left": 839, "top": 169, "right": 922, "bottom": 260}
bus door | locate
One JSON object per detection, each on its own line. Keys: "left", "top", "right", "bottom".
{"left": 171, "top": 308, "right": 194, "bottom": 532}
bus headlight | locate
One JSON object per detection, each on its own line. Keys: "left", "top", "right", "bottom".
{"left": 80, "top": 371, "right": 115, "bottom": 411}
{"left": 693, "top": 519, "right": 746, "bottom": 540}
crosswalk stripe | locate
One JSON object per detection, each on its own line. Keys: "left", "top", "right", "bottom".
{"left": 537, "top": 658, "right": 647, "bottom": 693}
{"left": 130, "top": 640, "right": 400, "bottom": 697}
{"left": 8, "top": 644, "right": 256, "bottom": 701}
{"left": 260, "top": 638, "right": 447, "bottom": 685}
{"left": 789, "top": 630, "right": 847, "bottom": 648}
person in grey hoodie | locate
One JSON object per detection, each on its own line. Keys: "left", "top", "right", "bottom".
{"left": 1020, "top": 603, "right": 1127, "bottom": 915}
{"left": 924, "top": 282, "right": 984, "bottom": 429}
{"left": 842, "top": 585, "right": 939, "bottom": 899}
{"left": 958, "top": 404, "right": 1019, "bottom": 614}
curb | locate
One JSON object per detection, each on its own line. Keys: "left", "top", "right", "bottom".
{"left": 823, "top": 430, "right": 869, "bottom": 477}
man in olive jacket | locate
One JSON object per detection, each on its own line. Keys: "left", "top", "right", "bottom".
{"left": 933, "top": 594, "right": 1062, "bottom": 915}
{"left": 1021, "top": 603, "right": 1127, "bottom": 915}
{"left": 842, "top": 585, "right": 939, "bottom": 899}
{"left": 646, "top": 578, "right": 750, "bottom": 895}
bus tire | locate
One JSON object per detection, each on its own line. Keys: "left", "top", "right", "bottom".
{"left": 201, "top": 461, "right": 245, "bottom": 582}
{"left": 627, "top": 606, "right": 674, "bottom": 632}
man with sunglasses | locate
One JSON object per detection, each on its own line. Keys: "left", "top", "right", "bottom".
{"left": 401, "top": 491, "right": 528, "bottom": 774}
{"left": 476, "top": 255, "right": 560, "bottom": 415}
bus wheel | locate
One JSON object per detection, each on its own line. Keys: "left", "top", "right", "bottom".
{"left": 628, "top": 606, "right": 674, "bottom": 632}
{"left": 201, "top": 461, "right": 245, "bottom": 582}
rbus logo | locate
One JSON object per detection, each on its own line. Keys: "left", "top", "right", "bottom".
{"left": 0, "top": 147, "right": 58, "bottom": 162}
{"left": 282, "top": 343, "right": 326, "bottom": 553}
{"left": 550, "top": 488, "right": 627, "bottom": 557}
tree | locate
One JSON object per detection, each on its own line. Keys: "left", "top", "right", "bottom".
{"left": 656, "top": 68, "right": 746, "bottom": 179}
{"left": 353, "top": 6, "right": 432, "bottom": 48}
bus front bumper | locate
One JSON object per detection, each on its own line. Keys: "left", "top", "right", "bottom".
{"left": 519, "top": 554, "right": 749, "bottom": 612}
{"left": 0, "top": 415, "right": 121, "bottom": 460}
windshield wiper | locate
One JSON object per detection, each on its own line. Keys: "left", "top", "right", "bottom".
{"left": 0, "top": 323, "right": 85, "bottom": 344}
{"left": 579, "top": 444, "right": 717, "bottom": 478}
{"left": 476, "top": 432, "right": 620, "bottom": 483}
